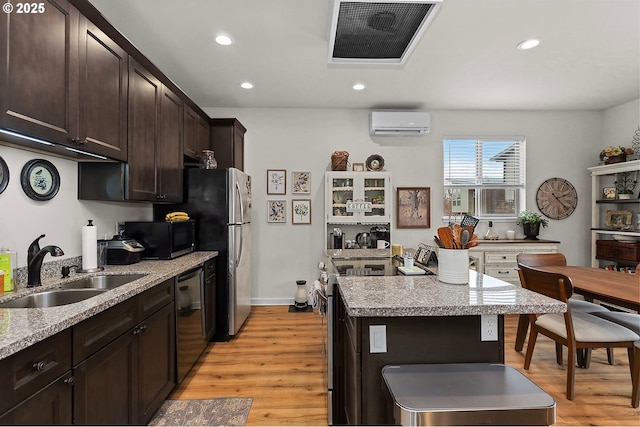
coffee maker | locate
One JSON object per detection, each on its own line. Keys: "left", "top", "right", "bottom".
{"left": 370, "top": 225, "right": 390, "bottom": 248}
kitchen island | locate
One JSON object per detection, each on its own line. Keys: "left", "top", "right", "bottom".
{"left": 328, "top": 256, "right": 565, "bottom": 425}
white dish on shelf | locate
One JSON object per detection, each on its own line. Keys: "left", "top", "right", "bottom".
{"left": 612, "top": 234, "right": 640, "bottom": 242}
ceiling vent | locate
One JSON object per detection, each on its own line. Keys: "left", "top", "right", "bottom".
{"left": 328, "top": 0, "right": 443, "bottom": 65}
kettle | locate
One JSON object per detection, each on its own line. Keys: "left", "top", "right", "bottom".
{"left": 356, "top": 232, "right": 371, "bottom": 248}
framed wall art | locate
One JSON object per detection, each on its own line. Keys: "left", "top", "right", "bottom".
{"left": 396, "top": 187, "right": 431, "bottom": 229}
{"left": 292, "top": 171, "right": 311, "bottom": 194}
{"left": 20, "top": 159, "right": 60, "bottom": 201}
{"left": 602, "top": 187, "right": 617, "bottom": 200}
{"left": 0, "top": 155, "right": 9, "bottom": 195}
{"left": 267, "top": 200, "right": 286, "bottom": 223}
{"left": 267, "top": 169, "right": 286, "bottom": 194}
{"left": 292, "top": 199, "right": 312, "bottom": 224}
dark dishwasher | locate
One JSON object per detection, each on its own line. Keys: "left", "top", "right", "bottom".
{"left": 175, "top": 259, "right": 216, "bottom": 384}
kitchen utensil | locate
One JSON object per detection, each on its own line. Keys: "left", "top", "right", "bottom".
{"left": 461, "top": 214, "right": 480, "bottom": 230}
{"left": 433, "top": 236, "right": 445, "bottom": 248}
{"left": 437, "top": 227, "right": 454, "bottom": 249}
{"left": 460, "top": 229, "right": 470, "bottom": 249}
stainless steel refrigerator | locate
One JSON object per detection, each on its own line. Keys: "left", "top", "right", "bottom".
{"left": 155, "top": 167, "right": 252, "bottom": 341}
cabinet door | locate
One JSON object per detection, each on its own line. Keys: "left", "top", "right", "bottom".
{"left": 0, "top": 0, "right": 79, "bottom": 145}
{"left": 326, "top": 172, "right": 391, "bottom": 223}
{"left": 77, "top": 16, "right": 128, "bottom": 161}
{"left": 137, "top": 303, "right": 176, "bottom": 424}
{"left": 127, "top": 57, "right": 161, "bottom": 201}
{"left": 211, "top": 118, "right": 245, "bottom": 170}
{"left": 183, "top": 104, "right": 200, "bottom": 159}
{"left": 73, "top": 330, "right": 139, "bottom": 425}
{"left": 0, "top": 372, "right": 73, "bottom": 425}
{"left": 196, "top": 115, "right": 211, "bottom": 155}
{"left": 157, "top": 86, "right": 184, "bottom": 202}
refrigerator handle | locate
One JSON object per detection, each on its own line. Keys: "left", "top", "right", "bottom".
{"left": 235, "top": 182, "right": 244, "bottom": 268}
{"left": 236, "top": 181, "right": 245, "bottom": 223}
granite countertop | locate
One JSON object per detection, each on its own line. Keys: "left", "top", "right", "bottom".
{"left": 337, "top": 270, "right": 567, "bottom": 317}
{"left": 0, "top": 251, "right": 217, "bottom": 360}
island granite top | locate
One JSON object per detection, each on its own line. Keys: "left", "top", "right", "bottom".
{"left": 337, "top": 270, "right": 567, "bottom": 317}
{"left": 0, "top": 251, "right": 217, "bottom": 360}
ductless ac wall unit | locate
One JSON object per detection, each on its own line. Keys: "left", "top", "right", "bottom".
{"left": 328, "top": 0, "right": 444, "bottom": 65}
{"left": 370, "top": 111, "right": 430, "bottom": 136}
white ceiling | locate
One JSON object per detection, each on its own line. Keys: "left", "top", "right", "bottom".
{"left": 89, "top": 0, "right": 640, "bottom": 112}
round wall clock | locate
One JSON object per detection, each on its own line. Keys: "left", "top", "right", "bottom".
{"left": 536, "top": 177, "right": 577, "bottom": 220}
{"left": 20, "top": 159, "right": 60, "bottom": 201}
{"left": 0, "top": 156, "right": 8, "bottom": 195}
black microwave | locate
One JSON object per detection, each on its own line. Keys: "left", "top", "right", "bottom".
{"left": 123, "top": 220, "right": 195, "bottom": 259}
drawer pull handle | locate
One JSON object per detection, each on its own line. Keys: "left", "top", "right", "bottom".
{"left": 64, "top": 376, "right": 75, "bottom": 386}
{"left": 498, "top": 270, "right": 510, "bottom": 274}
{"left": 502, "top": 256, "right": 507, "bottom": 259}
{"left": 33, "top": 361, "right": 46, "bottom": 372}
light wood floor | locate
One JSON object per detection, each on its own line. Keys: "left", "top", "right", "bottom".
{"left": 171, "top": 307, "right": 639, "bottom": 426}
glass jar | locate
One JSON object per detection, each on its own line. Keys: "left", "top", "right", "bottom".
{"left": 199, "top": 150, "right": 218, "bottom": 169}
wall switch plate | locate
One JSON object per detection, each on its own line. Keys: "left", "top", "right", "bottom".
{"left": 369, "top": 325, "right": 387, "bottom": 353}
{"left": 481, "top": 314, "right": 498, "bottom": 341}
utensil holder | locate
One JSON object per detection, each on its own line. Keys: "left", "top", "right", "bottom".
{"left": 438, "top": 248, "right": 469, "bottom": 284}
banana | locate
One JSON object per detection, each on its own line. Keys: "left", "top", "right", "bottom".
{"left": 165, "top": 211, "right": 190, "bottom": 221}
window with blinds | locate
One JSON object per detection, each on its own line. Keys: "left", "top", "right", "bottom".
{"left": 443, "top": 137, "right": 526, "bottom": 219}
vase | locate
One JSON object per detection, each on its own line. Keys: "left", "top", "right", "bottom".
{"left": 604, "top": 154, "right": 626, "bottom": 164}
{"left": 522, "top": 223, "right": 541, "bottom": 240}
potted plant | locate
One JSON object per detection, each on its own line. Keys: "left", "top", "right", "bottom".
{"left": 516, "top": 211, "right": 549, "bottom": 240}
{"left": 618, "top": 189, "right": 634, "bottom": 200}
{"left": 599, "top": 146, "right": 634, "bottom": 164}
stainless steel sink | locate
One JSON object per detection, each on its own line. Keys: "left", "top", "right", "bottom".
{"left": 61, "top": 273, "right": 146, "bottom": 290}
{"left": 0, "top": 289, "right": 107, "bottom": 308}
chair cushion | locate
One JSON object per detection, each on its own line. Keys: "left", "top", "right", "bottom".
{"left": 536, "top": 311, "right": 640, "bottom": 342}
{"left": 568, "top": 298, "right": 608, "bottom": 313}
{"left": 591, "top": 311, "right": 640, "bottom": 335}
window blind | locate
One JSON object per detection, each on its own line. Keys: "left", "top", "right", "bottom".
{"left": 444, "top": 138, "right": 526, "bottom": 189}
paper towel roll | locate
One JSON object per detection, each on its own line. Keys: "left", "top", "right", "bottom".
{"left": 82, "top": 220, "right": 97, "bottom": 270}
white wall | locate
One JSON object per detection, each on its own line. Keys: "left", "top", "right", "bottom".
{"left": 0, "top": 145, "right": 151, "bottom": 268}
{"left": 1, "top": 101, "right": 636, "bottom": 301}
{"left": 207, "top": 107, "right": 612, "bottom": 303}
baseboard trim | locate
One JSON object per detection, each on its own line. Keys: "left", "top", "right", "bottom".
{"left": 252, "top": 298, "right": 295, "bottom": 306}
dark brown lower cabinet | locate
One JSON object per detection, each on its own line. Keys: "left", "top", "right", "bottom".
{"left": 0, "top": 371, "right": 73, "bottom": 425}
{"left": 0, "top": 279, "right": 176, "bottom": 425}
{"left": 333, "top": 287, "right": 505, "bottom": 425}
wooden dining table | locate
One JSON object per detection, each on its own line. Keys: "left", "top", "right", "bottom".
{"left": 514, "top": 265, "right": 639, "bottom": 351}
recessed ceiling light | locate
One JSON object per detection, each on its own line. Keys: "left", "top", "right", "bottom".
{"left": 352, "top": 83, "right": 366, "bottom": 91}
{"left": 215, "top": 35, "right": 233, "bottom": 45}
{"left": 240, "top": 82, "right": 253, "bottom": 89}
{"left": 517, "top": 38, "right": 540, "bottom": 50}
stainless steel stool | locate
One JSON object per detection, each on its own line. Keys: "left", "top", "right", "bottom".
{"left": 382, "top": 363, "right": 556, "bottom": 426}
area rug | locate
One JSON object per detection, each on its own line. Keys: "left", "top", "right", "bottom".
{"left": 288, "top": 304, "right": 313, "bottom": 312}
{"left": 148, "top": 398, "right": 252, "bottom": 426}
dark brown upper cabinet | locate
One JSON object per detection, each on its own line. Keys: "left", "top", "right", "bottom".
{"left": 127, "top": 58, "right": 183, "bottom": 202}
{"left": 184, "top": 103, "right": 210, "bottom": 160}
{"left": 0, "top": 0, "right": 128, "bottom": 161}
{"left": 0, "top": 0, "right": 79, "bottom": 146}
{"left": 210, "top": 118, "right": 246, "bottom": 171}
{"left": 77, "top": 16, "right": 129, "bottom": 161}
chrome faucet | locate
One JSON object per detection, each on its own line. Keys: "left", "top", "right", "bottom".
{"left": 27, "top": 235, "right": 64, "bottom": 287}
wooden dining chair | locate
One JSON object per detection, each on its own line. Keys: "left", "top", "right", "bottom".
{"left": 515, "top": 253, "right": 610, "bottom": 364}
{"left": 518, "top": 264, "right": 639, "bottom": 400}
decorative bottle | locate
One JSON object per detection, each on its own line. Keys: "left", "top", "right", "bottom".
{"left": 484, "top": 221, "right": 499, "bottom": 240}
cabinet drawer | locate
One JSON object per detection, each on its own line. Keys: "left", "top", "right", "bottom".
{"left": 0, "top": 330, "right": 72, "bottom": 415}
{"left": 485, "top": 252, "right": 518, "bottom": 264}
{"left": 485, "top": 266, "right": 520, "bottom": 281}
{"left": 139, "top": 279, "right": 174, "bottom": 319}
{"left": 596, "top": 240, "right": 640, "bottom": 262}
{"left": 73, "top": 297, "right": 137, "bottom": 364}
